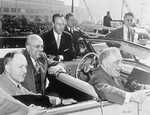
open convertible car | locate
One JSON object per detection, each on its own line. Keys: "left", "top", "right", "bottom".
{"left": 0, "top": 37, "right": 150, "bottom": 115}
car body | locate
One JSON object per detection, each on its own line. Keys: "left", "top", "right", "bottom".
{"left": 0, "top": 37, "right": 150, "bottom": 115}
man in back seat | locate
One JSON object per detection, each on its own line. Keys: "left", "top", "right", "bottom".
{"left": 22, "top": 34, "right": 66, "bottom": 95}
{"left": 89, "top": 47, "right": 150, "bottom": 104}
{"left": 0, "top": 51, "right": 76, "bottom": 107}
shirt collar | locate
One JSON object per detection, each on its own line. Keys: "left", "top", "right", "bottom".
{"left": 123, "top": 25, "right": 129, "bottom": 31}
{"left": 67, "top": 26, "right": 74, "bottom": 32}
{"left": 67, "top": 26, "right": 71, "bottom": 31}
{"left": 53, "top": 30, "right": 61, "bottom": 40}
{"left": 31, "top": 56, "right": 36, "bottom": 67}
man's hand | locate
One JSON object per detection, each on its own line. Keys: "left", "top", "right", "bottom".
{"left": 28, "top": 104, "right": 46, "bottom": 115}
{"left": 48, "top": 96, "right": 77, "bottom": 105}
{"left": 144, "top": 85, "right": 150, "bottom": 90}
{"left": 48, "top": 96, "right": 61, "bottom": 105}
{"left": 62, "top": 98, "right": 77, "bottom": 105}
{"left": 48, "top": 64, "right": 66, "bottom": 75}
{"left": 130, "top": 90, "right": 147, "bottom": 103}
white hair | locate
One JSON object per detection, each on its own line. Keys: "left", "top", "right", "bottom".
{"left": 99, "top": 47, "right": 120, "bottom": 64}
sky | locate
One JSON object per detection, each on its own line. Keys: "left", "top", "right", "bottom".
{"left": 60, "top": 0, "right": 150, "bottom": 25}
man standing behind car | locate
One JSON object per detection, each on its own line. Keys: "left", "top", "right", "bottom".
{"left": 103, "top": 11, "right": 112, "bottom": 34}
{"left": 89, "top": 47, "right": 150, "bottom": 105}
{"left": 64, "top": 13, "right": 89, "bottom": 57}
{"left": 105, "top": 12, "right": 135, "bottom": 42}
{"left": 41, "top": 13, "right": 75, "bottom": 61}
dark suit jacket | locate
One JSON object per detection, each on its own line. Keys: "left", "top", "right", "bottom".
{"left": 22, "top": 49, "right": 48, "bottom": 94}
{"left": 105, "top": 26, "right": 135, "bottom": 42}
{"left": 40, "top": 29, "right": 75, "bottom": 61}
{"left": 103, "top": 15, "right": 112, "bottom": 27}
{"left": 105, "top": 27, "right": 123, "bottom": 40}
{"left": 64, "top": 26, "right": 89, "bottom": 56}
{"left": 88, "top": 67, "right": 128, "bottom": 105}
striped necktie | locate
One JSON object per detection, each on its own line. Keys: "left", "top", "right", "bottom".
{"left": 34, "top": 60, "right": 42, "bottom": 93}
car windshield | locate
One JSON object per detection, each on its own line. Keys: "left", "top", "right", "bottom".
{"left": 83, "top": 38, "right": 150, "bottom": 70}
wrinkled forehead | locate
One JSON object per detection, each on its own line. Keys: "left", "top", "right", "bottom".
{"left": 28, "top": 36, "right": 43, "bottom": 46}
{"left": 11, "top": 53, "right": 27, "bottom": 66}
{"left": 108, "top": 51, "right": 122, "bottom": 63}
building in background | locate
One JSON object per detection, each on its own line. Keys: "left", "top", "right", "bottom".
{"left": 0, "top": 0, "right": 93, "bottom": 24}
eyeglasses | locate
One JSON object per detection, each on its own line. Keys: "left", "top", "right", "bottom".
{"left": 32, "top": 45, "right": 44, "bottom": 49}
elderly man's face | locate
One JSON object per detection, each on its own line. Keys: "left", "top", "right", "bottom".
{"left": 124, "top": 15, "right": 134, "bottom": 28}
{"left": 9, "top": 54, "right": 27, "bottom": 83}
{"left": 27, "top": 37, "right": 44, "bottom": 59}
{"left": 53, "top": 17, "right": 66, "bottom": 35}
{"left": 104, "top": 53, "right": 122, "bottom": 78}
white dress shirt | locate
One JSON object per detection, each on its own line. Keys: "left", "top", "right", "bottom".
{"left": 123, "top": 25, "right": 130, "bottom": 41}
{"left": 53, "top": 30, "right": 61, "bottom": 43}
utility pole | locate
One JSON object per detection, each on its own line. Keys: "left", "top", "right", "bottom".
{"left": 108, "top": 0, "right": 111, "bottom": 11}
{"left": 140, "top": 3, "right": 144, "bottom": 25}
{"left": 71, "top": 0, "right": 74, "bottom": 13}
{"left": 82, "top": 0, "right": 95, "bottom": 24}
{"left": 121, "top": 0, "right": 124, "bottom": 20}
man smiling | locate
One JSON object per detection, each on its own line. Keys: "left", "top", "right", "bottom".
{"left": 89, "top": 47, "right": 150, "bottom": 104}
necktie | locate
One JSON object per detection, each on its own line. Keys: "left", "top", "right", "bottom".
{"left": 70, "top": 28, "right": 73, "bottom": 34}
{"left": 127, "top": 28, "right": 130, "bottom": 41}
{"left": 114, "top": 77, "right": 124, "bottom": 89}
{"left": 57, "top": 35, "right": 61, "bottom": 49}
{"left": 34, "top": 60, "right": 42, "bottom": 93}
{"left": 35, "top": 60, "right": 40, "bottom": 72}
{"left": 17, "top": 84, "right": 20, "bottom": 89}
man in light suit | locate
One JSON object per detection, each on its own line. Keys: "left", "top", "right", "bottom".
{"left": 22, "top": 34, "right": 66, "bottom": 95}
{"left": 64, "top": 13, "right": 89, "bottom": 57}
{"left": 41, "top": 13, "right": 75, "bottom": 61}
{"left": 0, "top": 51, "right": 51, "bottom": 114}
{"left": 0, "top": 87, "right": 29, "bottom": 115}
{"left": 88, "top": 47, "right": 150, "bottom": 104}
{"left": 0, "top": 87, "right": 45, "bottom": 115}
{"left": 105, "top": 12, "right": 135, "bottom": 42}
{"left": 0, "top": 51, "right": 76, "bottom": 107}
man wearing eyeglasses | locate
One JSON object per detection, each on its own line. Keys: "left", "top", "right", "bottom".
{"left": 105, "top": 12, "right": 135, "bottom": 42}
{"left": 22, "top": 34, "right": 66, "bottom": 95}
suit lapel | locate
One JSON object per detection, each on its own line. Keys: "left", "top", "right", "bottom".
{"left": 120, "top": 27, "right": 124, "bottom": 39}
{"left": 51, "top": 30, "right": 60, "bottom": 50}
{"left": 23, "top": 50, "right": 37, "bottom": 92}
{"left": 0, "top": 74, "right": 24, "bottom": 95}
{"left": 23, "top": 50, "right": 35, "bottom": 69}
{"left": 64, "top": 26, "right": 70, "bottom": 33}
{"left": 100, "top": 68, "right": 125, "bottom": 90}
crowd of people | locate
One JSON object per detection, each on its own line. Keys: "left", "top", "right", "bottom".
{"left": 0, "top": 14, "right": 52, "bottom": 37}
{"left": 0, "top": 11, "right": 150, "bottom": 115}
